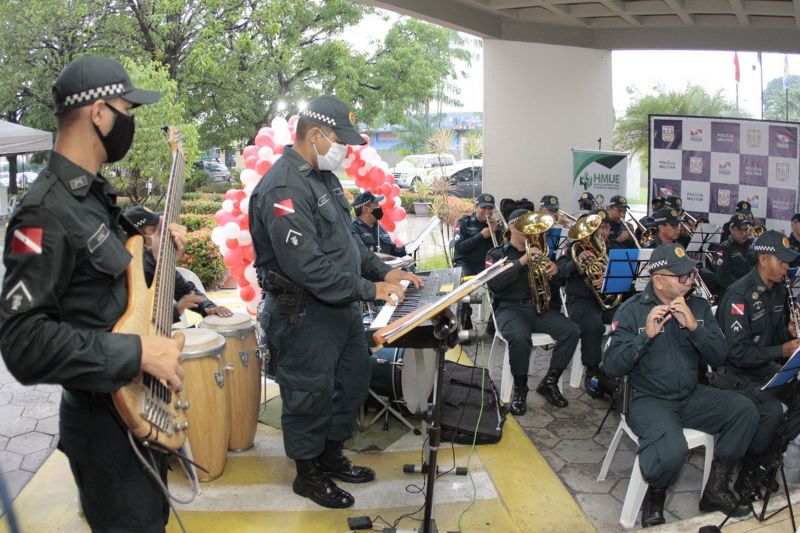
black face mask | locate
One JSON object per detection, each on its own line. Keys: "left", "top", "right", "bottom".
{"left": 372, "top": 207, "right": 384, "bottom": 220}
{"left": 94, "top": 102, "right": 135, "bottom": 163}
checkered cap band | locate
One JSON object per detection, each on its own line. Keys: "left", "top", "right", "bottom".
{"left": 753, "top": 244, "right": 777, "bottom": 253}
{"left": 133, "top": 219, "right": 147, "bottom": 228}
{"left": 648, "top": 259, "right": 669, "bottom": 272}
{"left": 62, "top": 83, "right": 126, "bottom": 107}
{"left": 300, "top": 109, "right": 336, "bottom": 126}
{"left": 353, "top": 199, "right": 371, "bottom": 209}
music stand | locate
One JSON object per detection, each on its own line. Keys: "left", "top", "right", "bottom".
{"left": 686, "top": 223, "right": 720, "bottom": 268}
{"left": 602, "top": 248, "right": 653, "bottom": 295}
{"left": 371, "top": 258, "right": 515, "bottom": 533}
{"left": 405, "top": 216, "right": 441, "bottom": 257}
{"left": 546, "top": 227, "right": 569, "bottom": 262}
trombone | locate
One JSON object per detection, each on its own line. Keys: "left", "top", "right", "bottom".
{"left": 488, "top": 204, "right": 509, "bottom": 248}
{"left": 625, "top": 211, "right": 654, "bottom": 248}
{"left": 556, "top": 209, "right": 578, "bottom": 229}
{"left": 622, "top": 211, "right": 643, "bottom": 249}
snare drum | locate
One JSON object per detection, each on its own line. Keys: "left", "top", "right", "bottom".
{"left": 178, "top": 328, "right": 229, "bottom": 481}
{"left": 200, "top": 312, "right": 261, "bottom": 451}
{"left": 369, "top": 347, "right": 435, "bottom": 417}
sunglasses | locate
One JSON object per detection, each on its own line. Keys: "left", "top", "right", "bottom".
{"left": 657, "top": 270, "right": 697, "bottom": 284}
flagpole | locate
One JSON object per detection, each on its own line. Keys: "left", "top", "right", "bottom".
{"left": 758, "top": 52, "right": 764, "bottom": 119}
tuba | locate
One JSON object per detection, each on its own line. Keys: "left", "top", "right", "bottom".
{"left": 568, "top": 215, "right": 622, "bottom": 310}
{"left": 514, "top": 212, "right": 555, "bottom": 315}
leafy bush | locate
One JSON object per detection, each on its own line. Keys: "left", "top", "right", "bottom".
{"left": 178, "top": 228, "right": 226, "bottom": 289}
{"left": 182, "top": 198, "right": 222, "bottom": 215}
{"left": 185, "top": 166, "right": 209, "bottom": 192}
{"left": 199, "top": 183, "right": 236, "bottom": 194}
{"left": 179, "top": 213, "right": 215, "bottom": 232}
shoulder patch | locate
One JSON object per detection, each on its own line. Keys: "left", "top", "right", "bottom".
{"left": 68, "top": 175, "right": 89, "bottom": 190}
{"left": 3, "top": 281, "right": 33, "bottom": 313}
{"left": 87, "top": 223, "right": 111, "bottom": 253}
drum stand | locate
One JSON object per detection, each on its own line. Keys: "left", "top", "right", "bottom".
{"left": 360, "top": 388, "right": 419, "bottom": 435}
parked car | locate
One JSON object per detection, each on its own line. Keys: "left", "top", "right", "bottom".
{"left": 390, "top": 153, "right": 457, "bottom": 192}
{"left": 193, "top": 160, "right": 230, "bottom": 183}
{"left": 0, "top": 171, "right": 38, "bottom": 188}
{"left": 446, "top": 159, "right": 483, "bottom": 199}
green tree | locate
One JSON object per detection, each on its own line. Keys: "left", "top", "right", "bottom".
{"left": 614, "top": 84, "right": 743, "bottom": 164}
{"left": 106, "top": 59, "right": 199, "bottom": 206}
{"left": 764, "top": 75, "right": 800, "bottom": 122}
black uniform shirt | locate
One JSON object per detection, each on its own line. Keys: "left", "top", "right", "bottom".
{"left": 556, "top": 241, "right": 594, "bottom": 299}
{"left": 351, "top": 217, "right": 406, "bottom": 257}
{"left": 249, "top": 146, "right": 390, "bottom": 304}
{"left": 608, "top": 220, "right": 636, "bottom": 248}
{"left": 602, "top": 283, "right": 725, "bottom": 401}
{"left": 789, "top": 234, "right": 800, "bottom": 268}
{"left": 485, "top": 243, "right": 535, "bottom": 304}
{"left": 453, "top": 213, "right": 500, "bottom": 276}
{"left": 716, "top": 237, "right": 755, "bottom": 289}
{"left": 0, "top": 152, "right": 142, "bottom": 392}
{"left": 717, "top": 269, "right": 793, "bottom": 384}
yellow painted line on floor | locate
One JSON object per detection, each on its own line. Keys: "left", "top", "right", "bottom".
{"left": 478, "top": 418, "right": 596, "bottom": 533}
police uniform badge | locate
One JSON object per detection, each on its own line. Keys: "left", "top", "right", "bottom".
{"left": 550, "top": 197, "right": 557, "bottom": 205}
{"left": 783, "top": 237, "right": 790, "bottom": 248}
{"left": 619, "top": 197, "right": 626, "bottom": 204}
{"left": 349, "top": 111, "right": 356, "bottom": 125}
{"left": 675, "top": 198, "right": 682, "bottom": 206}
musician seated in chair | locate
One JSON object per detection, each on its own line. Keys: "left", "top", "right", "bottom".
{"left": 453, "top": 193, "right": 502, "bottom": 277}
{"left": 715, "top": 230, "right": 800, "bottom": 501}
{"left": 603, "top": 243, "right": 758, "bottom": 528}
{"left": 486, "top": 209, "right": 580, "bottom": 412}
{"left": 556, "top": 210, "right": 617, "bottom": 399}
{"left": 716, "top": 213, "right": 756, "bottom": 297}
{"left": 646, "top": 208, "right": 683, "bottom": 248}
{"left": 606, "top": 195, "right": 637, "bottom": 248}
{"left": 538, "top": 194, "right": 561, "bottom": 220}
{"left": 0, "top": 56, "right": 185, "bottom": 532}
{"left": 351, "top": 191, "right": 406, "bottom": 258}
{"left": 637, "top": 195, "right": 665, "bottom": 242}
{"left": 125, "top": 206, "right": 233, "bottom": 321}
{"left": 577, "top": 191, "right": 596, "bottom": 213}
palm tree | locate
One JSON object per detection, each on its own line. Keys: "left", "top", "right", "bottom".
{"left": 614, "top": 84, "right": 743, "bottom": 165}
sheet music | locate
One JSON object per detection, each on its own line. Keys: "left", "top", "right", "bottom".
{"left": 602, "top": 248, "right": 653, "bottom": 294}
{"left": 763, "top": 344, "right": 800, "bottom": 390}
{"left": 546, "top": 228, "right": 569, "bottom": 261}
{"left": 404, "top": 217, "right": 441, "bottom": 255}
{"left": 633, "top": 249, "right": 654, "bottom": 292}
{"left": 686, "top": 223, "right": 721, "bottom": 253}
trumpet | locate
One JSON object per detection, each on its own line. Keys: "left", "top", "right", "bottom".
{"left": 488, "top": 205, "right": 509, "bottom": 248}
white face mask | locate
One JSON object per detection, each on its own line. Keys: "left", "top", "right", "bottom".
{"left": 314, "top": 130, "right": 347, "bottom": 171}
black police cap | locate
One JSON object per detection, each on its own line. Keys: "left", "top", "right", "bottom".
{"left": 648, "top": 243, "right": 698, "bottom": 276}
{"left": 353, "top": 191, "right": 384, "bottom": 208}
{"left": 753, "top": 230, "right": 799, "bottom": 263}
{"left": 125, "top": 206, "right": 162, "bottom": 230}
{"left": 299, "top": 96, "right": 366, "bottom": 146}
{"left": 53, "top": 56, "right": 161, "bottom": 114}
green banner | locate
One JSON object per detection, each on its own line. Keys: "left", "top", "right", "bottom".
{"left": 571, "top": 149, "right": 628, "bottom": 209}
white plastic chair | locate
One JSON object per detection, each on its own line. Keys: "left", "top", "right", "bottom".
{"left": 563, "top": 287, "right": 612, "bottom": 389}
{"left": 597, "top": 416, "right": 714, "bottom": 529}
{"left": 490, "top": 302, "right": 556, "bottom": 404}
{"left": 175, "top": 267, "right": 207, "bottom": 328}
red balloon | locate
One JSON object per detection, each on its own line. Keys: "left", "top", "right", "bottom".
{"left": 255, "top": 159, "right": 271, "bottom": 176}
{"left": 367, "top": 167, "right": 383, "bottom": 183}
{"left": 243, "top": 247, "right": 255, "bottom": 263}
{"left": 231, "top": 206, "right": 242, "bottom": 218}
{"left": 240, "top": 285, "right": 256, "bottom": 302}
{"left": 288, "top": 115, "right": 299, "bottom": 128}
{"left": 229, "top": 263, "right": 245, "bottom": 279}
{"left": 215, "top": 209, "right": 235, "bottom": 227}
{"left": 234, "top": 189, "right": 247, "bottom": 202}
{"left": 237, "top": 214, "right": 249, "bottom": 230}
{"left": 243, "top": 145, "right": 258, "bottom": 159}
{"left": 238, "top": 275, "right": 250, "bottom": 288}
{"left": 383, "top": 219, "right": 396, "bottom": 232}
{"left": 255, "top": 132, "right": 275, "bottom": 149}
{"left": 225, "top": 238, "right": 240, "bottom": 249}
{"left": 395, "top": 208, "right": 407, "bottom": 221}
{"left": 225, "top": 189, "right": 239, "bottom": 201}
{"left": 274, "top": 144, "right": 284, "bottom": 154}
{"left": 244, "top": 155, "right": 258, "bottom": 169}
{"left": 354, "top": 176, "right": 368, "bottom": 188}
{"left": 385, "top": 174, "right": 395, "bottom": 185}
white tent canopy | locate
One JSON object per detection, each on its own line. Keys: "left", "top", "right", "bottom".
{"left": 0, "top": 120, "right": 52, "bottom": 155}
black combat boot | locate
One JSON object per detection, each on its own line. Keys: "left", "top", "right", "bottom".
{"left": 734, "top": 454, "right": 768, "bottom": 502}
{"left": 584, "top": 366, "right": 603, "bottom": 399}
{"left": 536, "top": 368, "right": 568, "bottom": 408}
{"left": 640, "top": 487, "right": 667, "bottom": 528}
{"left": 293, "top": 459, "right": 354, "bottom": 508}
{"left": 509, "top": 375, "right": 529, "bottom": 416}
{"left": 699, "top": 459, "right": 751, "bottom": 517}
{"left": 318, "top": 439, "right": 375, "bottom": 483}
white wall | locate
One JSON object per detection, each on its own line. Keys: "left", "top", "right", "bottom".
{"left": 484, "top": 40, "right": 614, "bottom": 211}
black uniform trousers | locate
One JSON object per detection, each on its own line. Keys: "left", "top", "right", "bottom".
{"left": 59, "top": 391, "right": 169, "bottom": 532}
{"left": 627, "top": 385, "right": 759, "bottom": 488}
{"left": 732, "top": 380, "right": 800, "bottom": 456}
{"left": 495, "top": 302, "right": 580, "bottom": 377}
{"left": 263, "top": 295, "right": 369, "bottom": 460}
{"left": 566, "top": 295, "right": 613, "bottom": 369}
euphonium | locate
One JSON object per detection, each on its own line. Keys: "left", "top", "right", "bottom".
{"left": 568, "top": 215, "right": 622, "bottom": 310}
{"left": 514, "top": 212, "right": 554, "bottom": 315}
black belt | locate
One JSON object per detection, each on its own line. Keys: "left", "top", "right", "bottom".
{"left": 62, "top": 388, "right": 109, "bottom": 407}
{"left": 496, "top": 298, "right": 532, "bottom": 305}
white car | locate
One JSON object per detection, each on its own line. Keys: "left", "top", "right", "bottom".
{"left": 391, "top": 153, "right": 457, "bottom": 192}
{"left": 0, "top": 171, "right": 38, "bottom": 188}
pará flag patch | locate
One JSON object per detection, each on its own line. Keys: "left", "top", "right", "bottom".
{"left": 485, "top": 258, "right": 494, "bottom": 268}
{"left": 731, "top": 303, "right": 745, "bottom": 316}
{"left": 611, "top": 320, "right": 619, "bottom": 332}
{"left": 11, "top": 228, "right": 43, "bottom": 255}
{"left": 274, "top": 199, "right": 295, "bottom": 217}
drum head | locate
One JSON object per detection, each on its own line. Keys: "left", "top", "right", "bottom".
{"left": 201, "top": 312, "right": 254, "bottom": 334}
{"left": 176, "top": 328, "right": 225, "bottom": 359}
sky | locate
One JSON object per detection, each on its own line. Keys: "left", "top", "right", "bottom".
{"left": 348, "top": 9, "right": 798, "bottom": 118}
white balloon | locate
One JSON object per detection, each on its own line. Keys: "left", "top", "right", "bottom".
{"left": 222, "top": 199, "right": 234, "bottom": 213}
{"left": 271, "top": 117, "right": 288, "bottom": 130}
{"left": 240, "top": 169, "right": 260, "bottom": 185}
{"left": 341, "top": 158, "right": 352, "bottom": 169}
{"left": 219, "top": 242, "right": 229, "bottom": 256}
{"left": 394, "top": 196, "right": 402, "bottom": 208}
{"left": 258, "top": 146, "right": 274, "bottom": 161}
{"left": 362, "top": 160, "right": 374, "bottom": 172}
{"left": 246, "top": 299, "right": 259, "bottom": 316}
{"left": 244, "top": 264, "right": 258, "bottom": 285}
{"left": 239, "top": 196, "right": 250, "bottom": 214}
{"left": 237, "top": 230, "right": 252, "bottom": 246}
{"left": 361, "top": 147, "right": 378, "bottom": 163}
{"left": 358, "top": 166, "right": 368, "bottom": 176}
{"left": 223, "top": 221, "right": 240, "bottom": 239}
{"left": 211, "top": 226, "right": 226, "bottom": 246}
{"left": 269, "top": 154, "right": 282, "bottom": 164}
{"left": 274, "top": 128, "right": 292, "bottom": 146}
{"left": 244, "top": 182, "right": 256, "bottom": 196}
{"left": 378, "top": 160, "right": 390, "bottom": 172}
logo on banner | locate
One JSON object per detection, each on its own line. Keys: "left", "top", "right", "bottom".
{"left": 777, "top": 133, "right": 792, "bottom": 147}
{"left": 662, "top": 125, "right": 675, "bottom": 142}
{"left": 747, "top": 129, "right": 761, "bottom": 148}
{"left": 746, "top": 195, "right": 760, "bottom": 208}
{"left": 718, "top": 189, "right": 731, "bottom": 207}
{"left": 719, "top": 161, "right": 732, "bottom": 176}
{"left": 658, "top": 185, "right": 675, "bottom": 196}
{"left": 690, "top": 129, "right": 703, "bottom": 142}
{"left": 776, "top": 162, "right": 790, "bottom": 182}
{"left": 689, "top": 156, "right": 703, "bottom": 174}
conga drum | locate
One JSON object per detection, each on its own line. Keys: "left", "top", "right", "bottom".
{"left": 200, "top": 313, "right": 261, "bottom": 451}
{"left": 178, "top": 328, "right": 229, "bottom": 481}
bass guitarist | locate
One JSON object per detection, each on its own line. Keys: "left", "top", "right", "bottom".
{"left": 0, "top": 56, "right": 184, "bottom": 532}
